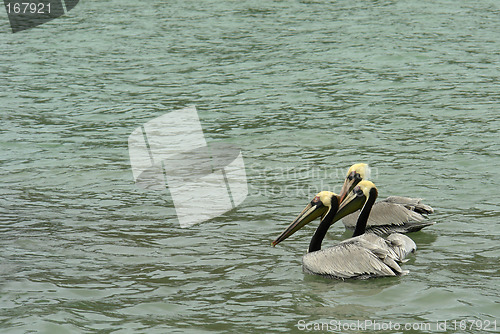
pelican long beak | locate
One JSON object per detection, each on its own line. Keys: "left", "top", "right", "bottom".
{"left": 334, "top": 190, "right": 366, "bottom": 222}
{"left": 272, "top": 202, "right": 328, "bottom": 247}
{"left": 339, "top": 172, "right": 358, "bottom": 202}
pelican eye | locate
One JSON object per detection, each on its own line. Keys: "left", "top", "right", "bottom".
{"left": 354, "top": 173, "right": 362, "bottom": 181}
{"left": 311, "top": 196, "right": 325, "bottom": 207}
{"left": 354, "top": 186, "right": 363, "bottom": 196}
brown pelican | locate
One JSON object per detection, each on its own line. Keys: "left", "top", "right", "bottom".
{"left": 272, "top": 181, "right": 416, "bottom": 279}
{"left": 338, "top": 163, "right": 434, "bottom": 235}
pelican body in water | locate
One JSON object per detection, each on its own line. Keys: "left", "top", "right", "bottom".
{"left": 272, "top": 181, "right": 416, "bottom": 279}
{"left": 338, "top": 163, "right": 434, "bottom": 235}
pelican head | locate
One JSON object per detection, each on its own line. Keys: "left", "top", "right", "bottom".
{"left": 339, "top": 163, "right": 371, "bottom": 202}
{"left": 334, "top": 180, "right": 377, "bottom": 223}
{"left": 272, "top": 191, "right": 338, "bottom": 247}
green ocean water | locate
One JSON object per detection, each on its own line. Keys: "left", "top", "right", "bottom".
{"left": 1, "top": 1, "right": 499, "bottom": 333}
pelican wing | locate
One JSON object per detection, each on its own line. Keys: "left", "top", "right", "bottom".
{"left": 341, "top": 199, "right": 434, "bottom": 234}
{"left": 383, "top": 196, "right": 434, "bottom": 215}
{"left": 347, "top": 233, "right": 416, "bottom": 264}
{"left": 302, "top": 234, "right": 411, "bottom": 279}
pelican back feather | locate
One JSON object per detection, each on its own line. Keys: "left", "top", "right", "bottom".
{"left": 302, "top": 233, "right": 416, "bottom": 279}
